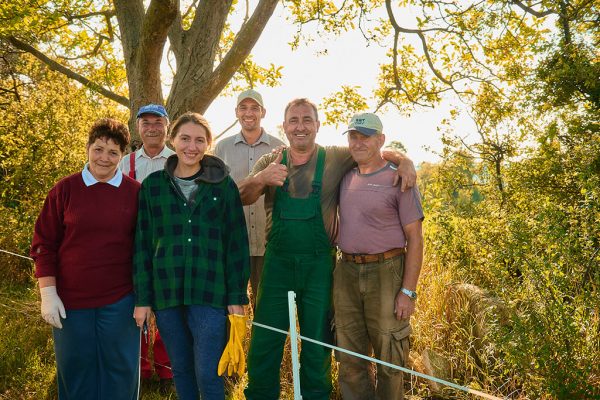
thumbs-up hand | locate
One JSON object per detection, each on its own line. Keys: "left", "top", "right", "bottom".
{"left": 258, "top": 152, "right": 288, "bottom": 187}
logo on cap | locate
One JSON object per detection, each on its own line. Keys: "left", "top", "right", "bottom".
{"left": 343, "top": 113, "right": 383, "bottom": 136}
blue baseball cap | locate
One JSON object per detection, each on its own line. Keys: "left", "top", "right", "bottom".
{"left": 136, "top": 104, "right": 169, "bottom": 119}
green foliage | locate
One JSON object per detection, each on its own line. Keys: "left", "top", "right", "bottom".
{"left": 386, "top": 140, "right": 407, "bottom": 153}
{"left": 0, "top": 284, "right": 57, "bottom": 399}
{"left": 0, "top": 54, "right": 126, "bottom": 285}
{"left": 413, "top": 105, "right": 600, "bottom": 399}
{"left": 319, "top": 85, "right": 368, "bottom": 127}
{"left": 536, "top": 43, "right": 600, "bottom": 109}
{"left": 0, "top": 0, "right": 127, "bottom": 97}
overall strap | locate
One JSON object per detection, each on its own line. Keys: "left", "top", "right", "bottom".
{"left": 128, "top": 152, "right": 136, "bottom": 180}
{"left": 311, "top": 146, "right": 326, "bottom": 193}
{"left": 280, "top": 147, "right": 325, "bottom": 194}
{"left": 281, "top": 150, "right": 289, "bottom": 192}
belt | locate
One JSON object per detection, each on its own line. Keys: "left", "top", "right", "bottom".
{"left": 341, "top": 248, "right": 406, "bottom": 264}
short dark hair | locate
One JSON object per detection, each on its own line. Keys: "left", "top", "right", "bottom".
{"left": 284, "top": 98, "right": 319, "bottom": 122}
{"left": 169, "top": 112, "right": 213, "bottom": 146}
{"left": 87, "top": 118, "right": 130, "bottom": 153}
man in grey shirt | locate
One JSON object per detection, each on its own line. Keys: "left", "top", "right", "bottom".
{"left": 213, "top": 89, "right": 285, "bottom": 308}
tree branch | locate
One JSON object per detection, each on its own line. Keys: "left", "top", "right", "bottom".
{"left": 183, "top": 1, "right": 233, "bottom": 70}
{"left": 167, "top": 8, "right": 185, "bottom": 60}
{"left": 6, "top": 36, "right": 128, "bottom": 106}
{"left": 112, "top": 0, "right": 144, "bottom": 65}
{"left": 173, "top": 0, "right": 279, "bottom": 114}
{"left": 213, "top": 118, "right": 239, "bottom": 142}
{"left": 126, "top": 0, "right": 178, "bottom": 111}
{"left": 385, "top": 0, "right": 452, "bottom": 86}
{"left": 57, "top": 35, "right": 109, "bottom": 61}
{"left": 138, "top": 0, "right": 178, "bottom": 82}
{"left": 65, "top": 10, "right": 116, "bottom": 21}
{"left": 511, "top": 0, "right": 556, "bottom": 18}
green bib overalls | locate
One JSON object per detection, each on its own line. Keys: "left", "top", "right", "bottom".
{"left": 245, "top": 147, "right": 333, "bottom": 400}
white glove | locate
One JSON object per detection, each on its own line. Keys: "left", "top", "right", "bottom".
{"left": 40, "top": 286, "right": 66, "bottom": 329}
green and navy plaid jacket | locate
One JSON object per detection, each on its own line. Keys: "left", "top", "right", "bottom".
{"left": 134, "top": 154, "right": 250, "bottom": 310}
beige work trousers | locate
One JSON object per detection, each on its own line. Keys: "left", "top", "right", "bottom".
{"left": 333, "top": 254, "right": 411, "bottom": 400}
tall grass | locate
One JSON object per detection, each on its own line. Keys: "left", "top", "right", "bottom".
{"left": 1, "top": 252, "right": 502, "bottom": 400}
{"left": 0, "top": 278, "right": 56, "bottom": 399}
{"left": 5, "top": 240, "right": 588, "bottom": 399}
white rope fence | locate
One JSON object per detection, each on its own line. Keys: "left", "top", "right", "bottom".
{"left": 2, "top": 248, "right": 506, "bottom": 399}
{"left": 251, "top": 291, "right": 506, "bottom": 400}
{"left": 0, "top": 248, "right": 33, "bottom": 260}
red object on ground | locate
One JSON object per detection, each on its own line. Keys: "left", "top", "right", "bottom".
{"left": 141, "top": 328, "right": 173, "bottom": 379}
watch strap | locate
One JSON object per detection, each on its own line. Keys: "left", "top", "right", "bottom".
{"left": 401, "top": 287, "right": 417, "bottom": 300}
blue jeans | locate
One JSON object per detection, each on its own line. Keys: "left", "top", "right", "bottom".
{"left": 52, "top": 294, "right": 139, "bottom": 400}
{"left": 155, "top": 305, "right": 227, "bottom": 400}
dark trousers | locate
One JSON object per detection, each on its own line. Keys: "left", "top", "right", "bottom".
{"left": 53, "top": 294, "right": 139, "bottom": 400}
{"left": 155, "top": 305, "right": 226, "bottom": 400}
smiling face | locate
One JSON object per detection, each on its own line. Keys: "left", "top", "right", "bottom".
{"left": 171, "top": 122, "right": 209, "bottom": 175}
{"left": 347, "top": 130, "right": 385, "bottom": 166}
{"left": 283, "top": 103, "right": 320, "bottom": 152}
{"left": 137, "top": 114, "right": 168, "bottom": 152}
{"left": 236, "top": 98, "right": 265, "bottom": 133}
{"left": 87, "top": 137, "right": 123, "bottom": 182}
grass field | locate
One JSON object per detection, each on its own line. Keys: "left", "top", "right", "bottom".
{"left": 0, "top": 274, "right": 432, "bottom": 400}
{"left": 7, "top": 250, "right": 583, "bottom": 399}
{"left": 0, "top": 271, "right": 344, "bottom": 400}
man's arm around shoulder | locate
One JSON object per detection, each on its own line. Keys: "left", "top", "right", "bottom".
{"left": 382, "top": 149, "right": 417, "bottom": 191}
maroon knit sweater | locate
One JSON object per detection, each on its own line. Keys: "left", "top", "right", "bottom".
{"left": 31, "top": 172, "right": 140, "bottom": 309}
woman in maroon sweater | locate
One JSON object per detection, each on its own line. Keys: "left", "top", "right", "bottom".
{"left": 31, "top": 118, "right": 141, "bottom": 400}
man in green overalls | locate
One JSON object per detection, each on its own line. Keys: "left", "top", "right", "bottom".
{"left": 238, "top": 98, "right": 416, "bottom": 400}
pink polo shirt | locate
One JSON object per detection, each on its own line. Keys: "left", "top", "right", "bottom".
{"left": 338, "top": 163, "right": 424, "bottom": 254}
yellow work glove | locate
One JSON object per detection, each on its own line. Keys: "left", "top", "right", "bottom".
{"left": 218, "top": 314, "right": 247, "bottom": 376}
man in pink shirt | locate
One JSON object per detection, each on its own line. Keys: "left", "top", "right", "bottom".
{"left": 334, "top": 113, "right": 424, "bottom": 400}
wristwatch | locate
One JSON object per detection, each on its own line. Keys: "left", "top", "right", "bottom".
{"left": 400, "top": 287, "right": 417, "bottom": 301}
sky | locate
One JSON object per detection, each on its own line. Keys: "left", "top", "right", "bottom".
{"left": 199, "top": 4, "right": 476, "bottom": 165}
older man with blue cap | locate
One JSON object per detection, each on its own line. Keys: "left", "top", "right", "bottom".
{"left": 119, "top": 104, "right": 175, "bottom": 183}
{"left": 119, "top": 104, "right": 175, "bottom": 390}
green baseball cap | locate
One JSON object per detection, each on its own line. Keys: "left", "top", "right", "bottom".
{"left": 237, "top": 89, "right": 264, "bottom": 108}
{"left": 343, "top": 112, "right": 383, "bottom": 136}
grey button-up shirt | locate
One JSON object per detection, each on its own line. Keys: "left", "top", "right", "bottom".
{"left": 214, "top": 130, "right": 285, "bottom": 256}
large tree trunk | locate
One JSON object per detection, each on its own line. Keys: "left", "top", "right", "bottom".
{"left": 113, "top": 0, "right": 178, "bottom": 134}
{"left": 7, "top": 0, "right": 279, "bottom": 141}
{"left": 167, "top": 0, "right": 279, "bottom": 119}
{"left": 113, "top": 0, "right": 278, "bottom": 137}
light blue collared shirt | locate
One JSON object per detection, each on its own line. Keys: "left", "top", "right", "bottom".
{"left": 82, "top": 163, "right": 123, "bottom": 187}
